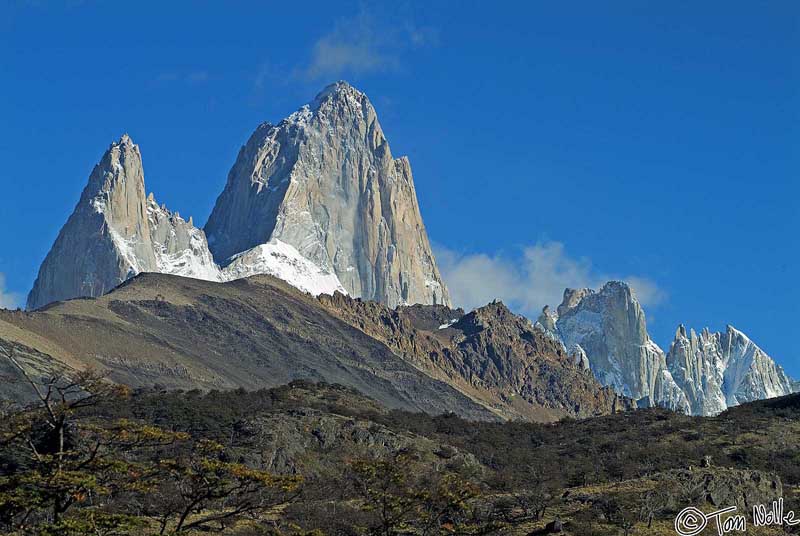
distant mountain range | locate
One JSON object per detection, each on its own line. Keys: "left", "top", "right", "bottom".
{"left": 15, "top": 81, "right": 796, "bottom": 417}
{"left": 538, "top": 281, "right": 795, "bottom": 415}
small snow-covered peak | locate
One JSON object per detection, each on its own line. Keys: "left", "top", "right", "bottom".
{"left": 665, "top": 322, "right": 794, "bottom": 415}
{"left": 555, "top": 279, "right": 663, "bottom": 403}
{"left": 309, "top": 80, "right": 371, "bottom": 118}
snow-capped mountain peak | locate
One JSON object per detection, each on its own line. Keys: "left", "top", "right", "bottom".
{"left": 666, "top": 323, "right": 795, "bottom": 414}
{"left": 29, "top": 82, "right": 450, "bottom": 310}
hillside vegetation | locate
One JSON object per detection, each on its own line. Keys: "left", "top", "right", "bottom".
{"left": 1, "top": 368, "right": 797, "bottom": 535}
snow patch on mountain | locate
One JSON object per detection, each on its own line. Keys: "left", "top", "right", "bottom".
{"left": 221, "top": 240, "right": 347, "bottom": 297}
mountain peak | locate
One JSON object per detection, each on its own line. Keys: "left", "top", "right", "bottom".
{"left": 599, "top": 280, "right": 635, "bottom": 300}
{"left": 314, "top": 80, "right": 364, "bottom": 101}
{"left": 204, "top": 82, "right": 450, "bottom": 308}
{"left": 554, "top": 280, "right": 688, "bottom": 411}
{"left": 27, "top": 135, "right": 220, "bottom": 309}
{"left": 117, "top": 133, "right": 134, "bottom": 146}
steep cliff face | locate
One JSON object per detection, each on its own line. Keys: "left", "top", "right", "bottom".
{"left": 27, "top": 135, "right": 153, "bottom": 309}
{"left": 555, "top": 282, "right": 689, "bottom": 412}
{"left": 666, "top": 324, "right": 795, "bottom": 415}
{"left": 27, "top": 136, "right": 219, "bottom": 310}
{"left": 204, "top": 81, "right": 450, "bottom": 308}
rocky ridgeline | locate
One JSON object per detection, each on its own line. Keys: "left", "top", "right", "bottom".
{"left": 666, "top": 324, "right": 795, "bottom": 416}
{"left": 23, "top": 82, "right": 795, "bottom": 417}
{"left": 320, "top": 292, "right": 630, "bottom": 421}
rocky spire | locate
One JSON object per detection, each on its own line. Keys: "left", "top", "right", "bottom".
{"left": 204, "top": 81, "right": 450, "bottom": 308}
{"left": 27, "top": 135, "right": 219, "bottom": 310}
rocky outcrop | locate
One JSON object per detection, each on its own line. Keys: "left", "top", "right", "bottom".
{"left": 243, "top": 407, "right": 482, "bottom": 476}
{"left": 27, "top": 135, "right": 219, "bottom": 310}
{"left": 319, "top": 293, "right": 630, "bottom": 421}
{"left": 554, "top": 281, "right": 689, "bottom": 413}
{"left": 205, "top": 81, "right": 450, "bottom": 308}
{"left": 655, "top": 468, "right": 782, "bottom": 512}
{"left": 146, "top": 195, "right": 221, "bottom": 282}
{"left": 666, "top": 324, "right": 795, "bottom": 415}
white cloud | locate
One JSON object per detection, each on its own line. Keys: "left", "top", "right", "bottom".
{"left": 300, "top": 10, "right": 436, "bottom": 80}
{"left": 435, "top": 241, "right": 666, "bottom": 318}
{"left": 623, "top": 275, "right": 667, "bottom": 308}
{"left": 0, "top": 273, "right": 22, "bottom": 310}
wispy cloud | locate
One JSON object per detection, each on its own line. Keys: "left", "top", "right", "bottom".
{"left": 298, "top": 9, "right": 437, "bottom": 81}
{"left": 0, "top": 273, "right": 22, "bottom": 310}
{"left": 435, "top": 241, "right": 666, "bottom": 318}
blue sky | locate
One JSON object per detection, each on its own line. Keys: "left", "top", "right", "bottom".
{"left": 1, "top": 1, "right": 798, "bottom": 375}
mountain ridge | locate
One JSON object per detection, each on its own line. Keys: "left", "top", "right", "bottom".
{"left": 18, "top": 81, "right": 796, "bottom": 416}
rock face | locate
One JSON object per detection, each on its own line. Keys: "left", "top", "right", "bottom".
{"left": 27, "top": 135, "right": 219, "bottom": 310}
{"left": 204, "top": 81, "right": 450, "bottom": 308}
{"left": 146, "top": 195, "right": 220, "bottom": 282}
{"left": 666, "top": 324, "right": 796, "bottom": 415}
{"left": 554, "top": 281, "right": 689, "bottom": 412}
{"left": 319, "top": 293, "right": 630, "bottom": 421}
